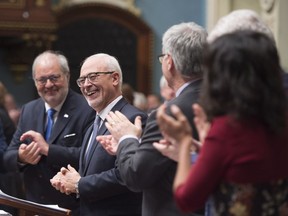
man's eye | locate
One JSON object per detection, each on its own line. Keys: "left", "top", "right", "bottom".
{"left": 89, "top": 75, "right": 97, "bottom": 80}
{"left": 39, "top": 79, "right": 46, "bottom": 83}
{"left": 50, "top": 76, "right": 57, "bottom": 81}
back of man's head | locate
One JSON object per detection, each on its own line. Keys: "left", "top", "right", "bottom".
{"left": 162, "top": 22, "right": 207, "bottom": 79}
{"left": 208, "top": 9, "right": 274, "bottom": 43}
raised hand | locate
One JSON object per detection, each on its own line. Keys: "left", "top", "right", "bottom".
{"left": 97, "top": 135, "right": 118, "bottom": 155}
{"left": 157, "top": 104, "right": 192, "bottom": 145}
{"left": 105, "top": 111, "right": 143, "bottom": 143}
{"left": 18, "top": 142, "right": 41, "bottom": 165}
{"left": 192, "top": 104, "right": 210, "bottom": 144}
{"left": 20, "top": 130, "right": 49, "bottom": 156}
{"left": 153, "top": 139, "right": 179, "bottom": 162}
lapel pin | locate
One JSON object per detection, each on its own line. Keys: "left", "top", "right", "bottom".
{"left": 64, "top": 114, "right": 69, "bottom": 118}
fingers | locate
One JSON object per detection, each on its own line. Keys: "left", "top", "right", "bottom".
{"left": 134, "top": 116, "right": 142, "bottom": 129}
{"left": 192, "top": 103, "right": 207, "bottom": 122}
{"left": 153, "top": 142, "right": 168, "bottom": 151}
{"left": 97, "top": 135, "right": 117, "bottom": 155}
{"left": 106, "top": 111, "right": 131, "bottom": 126}
{"left": 170, "top": 105, "right": 187, "bottom": 123}
{"left": 153, "top": 140, "right": 179, "bottom": 162}
{"left": 19, "top": 143, "right": 27, "bottom": 150}
{"left": 97, "top": 135, "right": 112, "bottom": 145}
{"left": 50, "top": 173, "right": 62, "bottom": 189}
{"left": 106, "top": 147, "right": 116, "bottom": 155}
{"left": 156, "top": 104, "right": 166, "bottom": 125}
{"left": 50, "top": 173, "right": 67, "bottom": 194}
{"left": 50, "top": 171, "right": 74, "bottom": 195}
{"left": 192, "top": 103, "right": 210, "bottom": 144}
{"left": 19, "top": 142, "right": 42, "bottom": 164}
{"left": 192, "top": 138, "right": 202, "bottom": 151}
{"left": 20, "top": 130, "right": 39, "bottom": 142}
{"left": 67, "top": 164, "right": 76, "bottom": 172}
{"left": 114, "top": 111, "right": 129, "bottom": 122}
{"left": 60, "top": 167, "right": 68, "bottom": 175}
{"left": 106, "top": 111, "right": 122, "bottom": 125}
{"left": 157, "top": 105, "right": 176, "bottom": 128}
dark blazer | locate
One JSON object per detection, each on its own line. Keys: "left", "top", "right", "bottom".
{"left": 0, "top": 106, "right": 16, "bottom": 144}
{"left": 3, "top": 89, "right": 95, "bottom": 210}
{"left": 0, "top": 120, "right": 7, "bottom": 172}
{"left": 116, "top": 80, "right": 202, "bottom": 216}
{"left": 78, "top": 97, "right": 147, "bottom": 216}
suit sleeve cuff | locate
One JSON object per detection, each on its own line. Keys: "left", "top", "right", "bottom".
{"left": 118, "top": 135, "right": 139, "bottom": 144}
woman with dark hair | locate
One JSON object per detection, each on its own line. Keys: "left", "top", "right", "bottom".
{"left": 156, "top": 30, "right": 288, "bottom": 215}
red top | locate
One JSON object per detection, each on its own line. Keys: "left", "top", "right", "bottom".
{"left": 174, "top": 116, "right": 288, "bottom": 212}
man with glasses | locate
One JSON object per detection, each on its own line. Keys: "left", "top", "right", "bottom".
{"left": 3, "top": 50, "right": 95, "bottom": 214}
{"left": 97, "top": 22, "right": 207, "bottom": 216}
{"left": 50, "top": 53, "right": 147, "bottom": 216}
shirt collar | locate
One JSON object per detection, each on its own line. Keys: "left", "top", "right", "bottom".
{"left": 175, "top": 78, "right": 202, "bottom": 97}
{"left": 45, "top": 98, "right": 65, "bottom": 114}
{"left": 97, "top": 95, "right": 123, "bottom": 122}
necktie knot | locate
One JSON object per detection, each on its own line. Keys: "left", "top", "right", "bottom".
{"left": 93, "top": 115, "right": 101, "bottom": 133}
{"left": 47, "top": 108, "right": 56, "bottom": 118}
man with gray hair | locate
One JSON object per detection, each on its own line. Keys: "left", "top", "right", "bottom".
{"left": 4, "top": 50, "right": 95, "bottom": 213}
{"left": 207, "top": 9, "right": 274, "bottom": 43}
{"left": 150, "top": 9, "right": 277, "bottom": 216}
{"left": 98, "top": 22, "right": 207, "bottom": 216}
{"left": 153, "top": 9, "right": 276, "bottom": 163}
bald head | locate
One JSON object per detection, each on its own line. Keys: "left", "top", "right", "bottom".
{"left": 82, "top": 53, "right": 123, "bottom": 86}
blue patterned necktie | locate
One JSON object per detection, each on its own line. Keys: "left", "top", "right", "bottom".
{"left": 45, "top": 108, "right": 56, "bottom": 140}
{"left": 85, "top": 115, "right": 101, "bottom": 163}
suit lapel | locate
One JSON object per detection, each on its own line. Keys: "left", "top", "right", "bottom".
{"left": 82, "top": 98, "right": 128, "bottom": 174}
{"left": 48, "top": 90, "right": 75, "bottom": 143}
{"left": 35, "top": 101, "right": 46, "bottom": 134}
{"left": 79, "top": 124, "right": 93, "bottom": 174}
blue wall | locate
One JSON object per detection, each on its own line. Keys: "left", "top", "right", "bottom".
{"left": 0, "top": 0, "right": 206, "bottom": 107}
{"left": 135, "top": 0, "right": 206, "bottom": 94}
{"left": 0, "top": 50, "right": 36, "bottom": 107}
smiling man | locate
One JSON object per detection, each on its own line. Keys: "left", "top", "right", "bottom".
{"left": 3, "top": 50, "right": 95, "bottom": 214}
{"left": 50, "top": 53, "right": 147, "bottom": 216}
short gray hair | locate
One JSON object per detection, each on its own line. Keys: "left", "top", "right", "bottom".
{"left": 162, "top": 22, "right": 207, "bottom": 79}
{"left": 32, "top": 50, "right": 70, "bottom": 78}
{"left": 81, "top": 53, "right": 123, "bottom": 87}
{"left": 92, "top": 53, "right": 122, "bottom": 85}
{"left": 208, "top": 9, "right": 274, "bottom": 43}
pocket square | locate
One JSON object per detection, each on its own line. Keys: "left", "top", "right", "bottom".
{"left": 64, "top": 133, "right": 76, "bottom": 138}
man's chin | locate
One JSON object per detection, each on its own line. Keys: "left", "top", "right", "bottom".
{"left": 44, "top": 96, "right": 60, "bottom": 106}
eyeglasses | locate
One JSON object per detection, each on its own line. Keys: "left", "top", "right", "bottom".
{"left": 158, "top": 54, "right": 166, "bottom": 64}
{"left": 76, "top": 71, "right": 114, "bottom": 87}
{"left": 34, "top": 74, "right": 61, "bottom": 86}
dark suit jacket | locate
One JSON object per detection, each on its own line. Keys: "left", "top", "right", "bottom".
{"left": 0, "top": 120, "right": 7, "bottom": 172}
{"left": 3, "top": 89, "right": 95, "bottom": 210}
{"left": 0, "top": 106, "right": 16, "bottom": 144}
{"left": 116, "top": 80, "right": 202, "bottom": 216}
{"left": 78, "top": 97, "right": 147, "bottom": 216}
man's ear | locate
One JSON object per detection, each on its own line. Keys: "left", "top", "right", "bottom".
{"left": 112, "top": 72, "right": 120, "bottom": 85}
{"left": 167, "top": 55, "right": 174, "bottom": 71}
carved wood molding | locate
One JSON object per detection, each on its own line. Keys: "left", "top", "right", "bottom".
{"left": 53, "top": 0, "right": 141, "bottom": 16}
{"left": 0, "top": 0, "right": 153, "bottom": 93}
{"left": 54, "top": 2, "right": 153, "bottom": 94}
